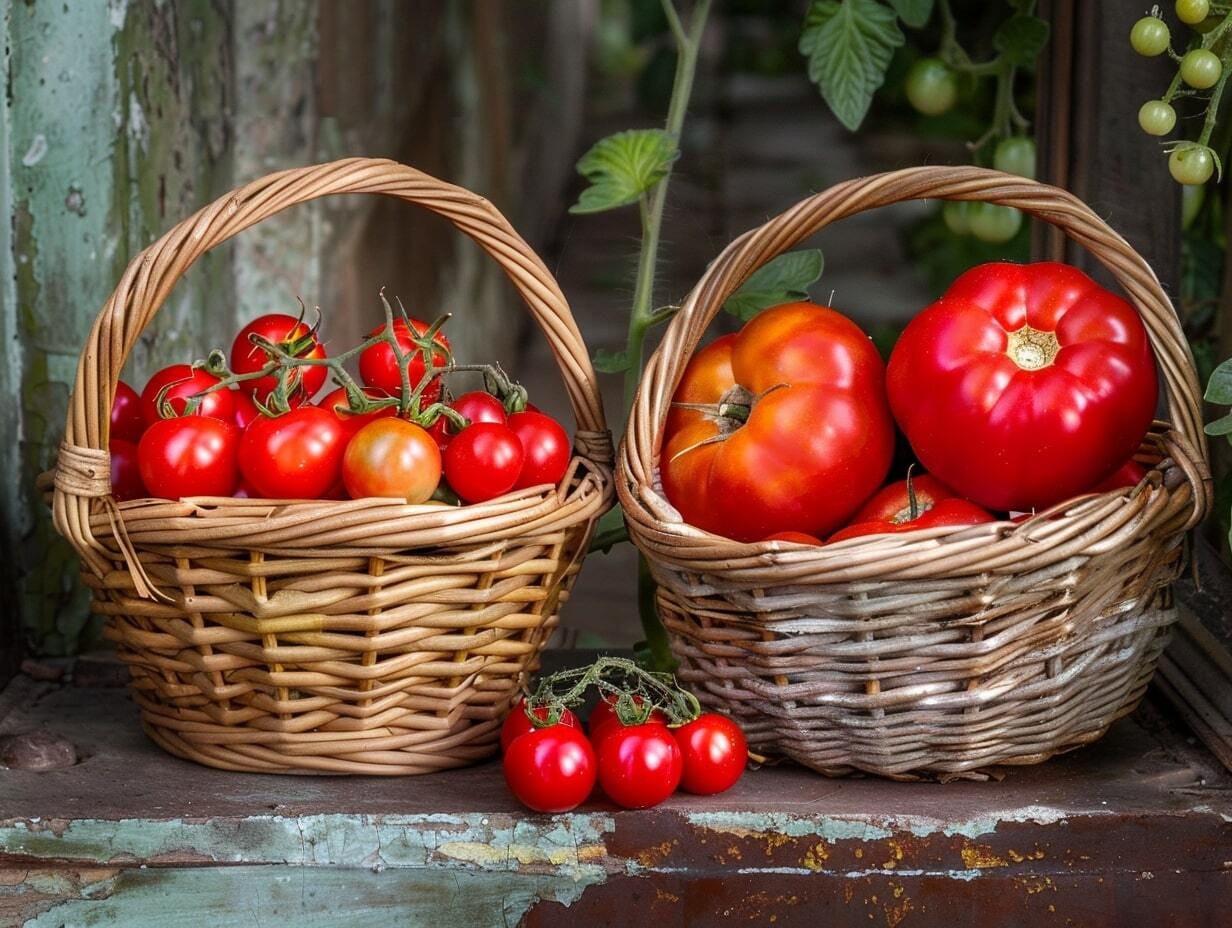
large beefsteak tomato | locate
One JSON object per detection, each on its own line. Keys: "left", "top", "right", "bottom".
{"left": 886, "top": 262, "right": 1158, "bottom": 512}
{"left": 661, "top": 302, "right": 895, "bottom": 541}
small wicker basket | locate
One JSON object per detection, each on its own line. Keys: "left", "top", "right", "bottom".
{"left": 49, "top": 157, "right": 613, "bottom": 775}
{"left": 620, "top": 166, "right": 1212, "bottom": 779}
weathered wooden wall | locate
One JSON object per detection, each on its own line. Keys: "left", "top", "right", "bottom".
{"left": 0, "top": 0, "right": 593, "bottom": 665}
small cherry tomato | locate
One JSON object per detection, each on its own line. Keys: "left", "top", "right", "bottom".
{"left": 1138, "top": 100, "right": 1177, "bottom": 137}
{"left": 358, "top": 318, "right": 450, "bottom": 402}
{"left": 230, "top": 313, "right": 328, "bottom": 404}
{"left": 502, "top": 725, "right": 597, "bottom": 813}
{"left": 1130, "top": 16, "right": 1170, "bottom": 57}
{"left": 318, "top": 386, "right": 397, "bottom": 437}
{"left": 239, "top": 406, "right": 347, "bottom": 499}
{"left": 1177, "top": 0, "right": 1210, "bottom": 24}
{"left": 596, "top": 723, "right": 682, "bottom": 809}
{"left": 231, "top": 390, "right": 260, "bottom": 431}
{"left": 500, "top": 699, "right": 582, "bottom": 753}
{"left": 673, "top": 713, "right": 748, "bottom": 795}
{"left": 109, "top": 439, "right": 146, "bottom": 501}
{"left": 138, "top": 416, "right": 239, "bottom": 499}
{"left": 588, "top": 694, "right": 668, "bottom": 745}
{"left": 1180, "top": 48, "right": 1222, "bottom": 89}
{"left": 1170, "top": 145, "right": 1216, "bottom": 186}
{"left": 968, "top": 203, "right": 1023, "bottom": 243}
{"left": 905, "top": 58, "right": 957, "bottom": 116}
{"left": 342, "top": 418, "right": 442, "bottom": 503}
{"left": 429, "top": 391, "right": 509, "bottom": 451}
{"left": 508, "top": 411, "right": 570, "bottom": 490}
{"left": 443, "top": 422, "right": 524, "bottom": 503}
{"left": 763, "top": 531, "right": 822, "bottom": 545}
{"left": 140, "top": 364, "right": 235, "bottom": 427}
{"left": 993, "top": 137, "right": 1036, "bottom": 179}
{"left": 110, "top": 381, "right": 145, "bottom": 442}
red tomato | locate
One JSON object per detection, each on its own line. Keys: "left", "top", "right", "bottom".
{"left": 239, "top": 406, "right": 346, "bottom": 499}
{"left": 233, "top": 479, "right": 259, "bottom": 499}
{"left": 887, "top": 262, "right": 1158, "bottom": 512}
{"left": 138, "top": 416, "right": 239, "bottom": 498}
{"left": 443, "top": 423, "right": 524, "bottom": 503}
{"left": 231, "top": 390, "right": 260, "bottom": 431}
{"left": 342, "top": 418, "right": 441, "bottom": 503}
{"left": 508, "top": 411, "right": 570, "bottom": 489}
{"left": 500, "top": 700, "right": 582, "bottom": 753}
{"left": 662, "top": 303, "right": 895, "bottom": 541}
{"left": 502, "top": 725, "right": 596, "bottom": 813}
{"left": 1092, "top": 458, "right": 1148, "bottom": 493}
{"left": 230, "top": 313, "right": 327, "bottom": 404}
{"left": 828, "top": 474, "right": 995, "bottom": 542}
{"left": 763, "top": 531, "right": 822, "bottom": 545}
{"left": 359, "top": 318, "right": 450, "bottom": 403}
{"left": 428, "top": 391, "right": 508, "bottom": 451}
{"left": 109, "top": 439, "right": 146, "bottom": 501}
{"left": 588, "top": 694, "right": 668, "bottom": 745}
{"left": 140, "top": 365, "right": 235, "bottom": 427}
{"left": 596, "top": 723, "right": 682, "bottom": 809}
{"left": 317, "top": 386, "right": 396, "bottom": 437}
{"left": 110, "top": 381, "right": 145, "bottom": 442}
{"left": 673, "top": 713, "right": 748, "bottom": 795}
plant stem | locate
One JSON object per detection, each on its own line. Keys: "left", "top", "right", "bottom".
{"left": 639, "top": 554, "right": 676, "bottom": 672}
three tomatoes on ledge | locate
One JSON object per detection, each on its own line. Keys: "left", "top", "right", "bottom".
{"left": 662, "top": 261, "right": 1159, "bottom": 544}
{"left": 110, "top": 311, "right": 571, "bottom": 505}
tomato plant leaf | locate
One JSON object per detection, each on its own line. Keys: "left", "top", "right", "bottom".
{"left": 569, "top": 129, "right": 680, "bottom": 214}
{"left": 592, "top": 347, "right": 633, "bottom": 374}
{"left": 799, "top": 0, "right": 905, "bottom": 132}
{"left": 1205, "top": 412, "right": 1232, "bottom": 437}
{"left": 723, "top": 249, "right": 825, "bottom": 321}
{"left": 1205, "top": 358, "right": 1232, "bottom": 405}
{"left": 994, "top": 14, "right": 1050, "bottom": 68}
{"left": 887, "top": 0, "right": 933, "bottom": 28}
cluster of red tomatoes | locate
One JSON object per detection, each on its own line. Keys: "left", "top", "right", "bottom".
{"left": 108, "top": 312, "right": 571, "bottom": 505}
{"left": 500, "top": 693, "right": 748, "bottom": 813}
{"left": 663, "top": 261, "right": 1158, "bottom": 544}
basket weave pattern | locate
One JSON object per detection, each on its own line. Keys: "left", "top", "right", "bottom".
{"left": 619, "top": 167, "right": 1211, "bottom": 778}
{"left": 50, "top": 158, "right": 613, "bottom": 775}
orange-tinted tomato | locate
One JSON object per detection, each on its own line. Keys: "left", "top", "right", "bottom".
{"left": 342, "top": 418, "right": 441, "bottom": 503}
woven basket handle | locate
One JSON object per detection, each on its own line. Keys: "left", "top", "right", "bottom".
{"left": 626, "top": 165, "right": 1209, "bottom": 526}
{"left": 53, "top": 157, "right": 610, "bottom": 577}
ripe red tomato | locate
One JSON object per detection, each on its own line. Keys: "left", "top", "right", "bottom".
{"left": 230, "top": 313, "right": 327, "bottom": 404}
{"left": 428, "top": 391, "right": 508, "bottom": 451}
{"left": 443, "top": 423, "right": 524, "bottom": 503}
{"left": 662, "top": 303, "right": 895, "bottom": 541}
{"left": 508, "top": 411, "right": 570, "bottom": 490}
{"left": 500, "top": 700, "right": 582, "bottom": 753}
{"left": 318, "top": 386, "right": 396, "bottom": 437}
{"left": 828, "top": 474, "right": 994, "bottom": 542}
{"left": 359, "top": 318, "right": 450, "bottom": 402}
{"left": 887, "top": 262, "right": 1158, "bottom": 512}
{"left": 109, "top": 439, "right": 146, "bottom": 501}
{"left": 1092, "top": 458, "right": 1148, "bottom": 493}
{"left": 673, "top": 713, "right": 748, "bottom": 795}
{"left": 110, "top": 381, "right": 145, "bottom": 442}
{"left": 239, "top": 406, "right": 346, "bottom": 499}
{"left": 588, "top": 694, "right": 668, "bottom": 745}
{"left": 596, "top": 723, "right": 682, "bottom": 809}
{"left": 763, "top": 531, "right": 822, "bottom": 545}
{"left": 502, "top": 725, "right": 597, "bottom": 813}
{"left": 138, "top": 416, "right": 239, "bottom": 499}
{"left": 231, "top": 390, "right": 260, "bottom": 431}
{"left": 342, "top": 418, "right": 441, "bottom": 503}
{"left": 140, "top": 365, "right": 235, "bottom": 427}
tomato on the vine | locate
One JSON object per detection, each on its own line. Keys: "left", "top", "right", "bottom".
{"left": 503, "top": 725, "right": 596, "bottom": 814}
{"left": 1138, "top": 100, "right": 1177, "bottom": 137}
{"left": 508, "top": 411, "right": 570, "bottom": 490}
{"left": 588, "top": 694, "right": 668, "bottom": 745}
{"left": 887, "top": 262, "right": 1158, "bottom": 512}
{"left": 231, "top": 390, "right": 260, "bottom": 431}
{"left": 239, "top": 406, "right": 346, "bottom": 499}
{"left": 140, "top": 365, "right": 235, "bottom": 427}
{"left": 1130, "top": 16, "right": 1170, "bottom": 57}
{"left": 1170, "top": 145, "right": 1216, "bottom": 186}
{"left": 318, "top": 386, "right": 396, "bottom": 437}
{"left": 359, "top": 318, "right": 450, "bottom": 402}
{"left": 828, "top": 474, "right": 993, "bottom": 542}
{"left": 443, "top": 422, "right": 524, "bottom": 503}
{"left": 230, "top": 313, "right": 328, "bottom": 404}
{"left": 993, "top": 137, "right": 1036, "bottom": 179}
{"left": 968, "top": 203, "right": 1022, "bottom": 243}
{"left": 428, "top": 391, "right": 508, "bottom": 451}
{"left": 109, "top": 439, "right": 146, "bottom": 501}
{"left": 905, "top": 58, "right": 957, "bottom": 116}
{"left": 500, "top": 699, "right": 582, "bottom": 753}
{"left": 342, "top": 418, "right": 441, "bottom": 503}
{"left": 1177, "top": 0, "right": 1210, "bottom": 25}
{"left": 138, "top": 416, "right": 239, "bottom": 499}
{"left": 110, "top": 381, "right": 145, "bottom": 443}
{"left": 942, "top": 201, "right": 972, "bottom": 236}
{"left": 673, "top": 713, "right": 748, "bottom": 796}
{"left": 596, "top": 723, "right": 682, "bottom": 809}
{"left": 661, "top": 303, "right": 895, "bottom": 541}
{"left": 1180, "top": 49, "right": 1221, "bottom": 90}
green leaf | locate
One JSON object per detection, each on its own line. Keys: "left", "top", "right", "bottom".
{"left": 799, "top": 0, "right": 904, "bottom": 132}
{"left": 1206, "top": 358, "right": 1232, "bottom": 404}
{"left": 723, "top": 250, "right": 825, "bottom": 320}
{"left": 1204, "top": 412, "right": 1232, "bottom": 436}
{"left": 993, "top": 14, "right": 1050, "bottom": 68}
{"left": 569, "top": 129, "right": 679, "bottom": 214}
{"left": 592, "top": 347, "right": 633, "bottom": 374}
{"left": 887, "top": 0, "right": 933, "bottom": 28}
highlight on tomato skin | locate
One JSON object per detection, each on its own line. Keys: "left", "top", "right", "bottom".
{"left": 827, "top": 472, "right": 995, "bottom": 542}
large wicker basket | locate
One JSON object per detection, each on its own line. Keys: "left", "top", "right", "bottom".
{"left": 49, "top": 157, "right": 613, "bottom": 775}
{"left": 620, "top": 166, "right": 1211, "bottom": 779}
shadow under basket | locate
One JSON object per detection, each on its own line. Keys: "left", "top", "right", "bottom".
{"left": 618, "top": 166, "right": 1212, "bottom": 780}
{"left": 49, "top": 158, "right": 613, "bottom": 775}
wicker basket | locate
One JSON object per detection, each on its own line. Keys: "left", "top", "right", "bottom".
{"left": 49, "top": 157, "right": 613, "bottom": 775}
{"left": 619, "top": 166, "right": 1212, "bottom": 779}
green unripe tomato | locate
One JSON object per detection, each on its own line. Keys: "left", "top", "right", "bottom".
{"left": 968, "top": 203, "right": 1023, "bottom": 243}
{"left": 905, "top": 58, "right": 958, "bottom": 116}
{"left": 1169, "top": 145, "right": 1216, "bottom": 185}
{"left": 1130, "top": 16, "right": 1171, "bottom": 57}
{"left": 1180, "top": 49, "right": 1221, "bottom": 89}
{"left": 1138, "top": 100, "right": 1177, "bottom": 136}
{"left": 1176, "top": 0, "right": 1210, "bottom": 25}
{"left": 993, "top": 137, "right": 1037, "bottom": 178}
{"left": 942, "top": 201, "right": 972, "bottom": 236}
